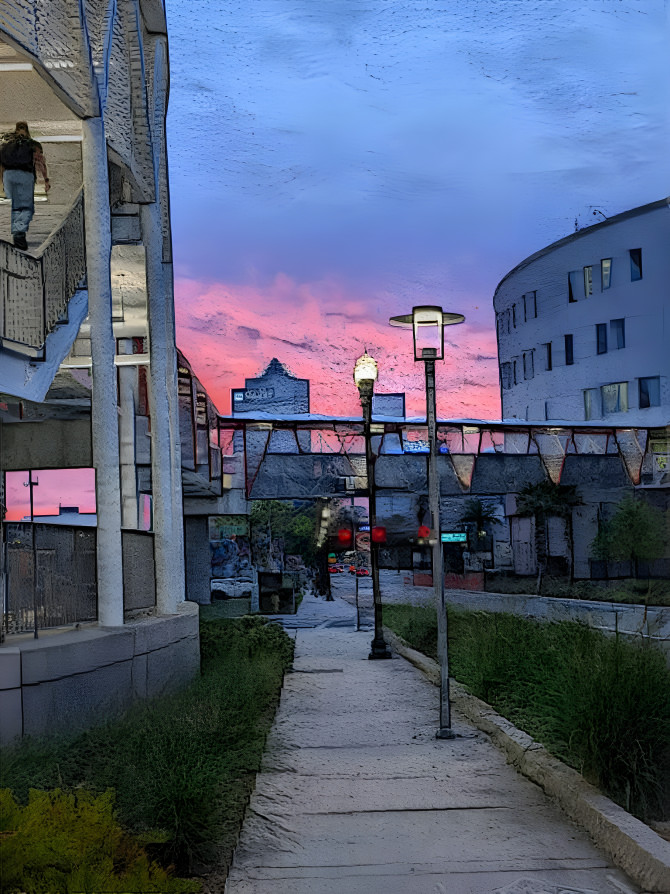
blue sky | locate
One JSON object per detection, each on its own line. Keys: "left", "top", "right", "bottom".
{"left": 165, "top": 0, "right": 670, "bottom": 417}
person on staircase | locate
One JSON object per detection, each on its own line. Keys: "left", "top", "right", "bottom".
{"left": 0, "top": 122, "right": 50, "bottom": 251}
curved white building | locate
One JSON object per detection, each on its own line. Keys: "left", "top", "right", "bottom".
{"left": 494, "top": 197, "right": 670, "bottom": 425}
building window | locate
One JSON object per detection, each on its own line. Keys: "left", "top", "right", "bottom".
{"left": 601, "top": 381, "right": 628, "bottom": 415}
{"left": 523, "top": 291, "right": 537, "bottom": 320}
{"left": 601, "top": 258, "right": 612, "bottom": 289}
{"left": 513, "top": 359, "right": 518, "bottom": 385}
{"left": 523, "top": 350, "right": 534, "bottom": 380}
{"left": 610, "top": 318, "right": 625, "bottom": 349}
{"left": 639, "top": 376, "right": 660, "bottom": 409}
{"left": 501, "top": 362, "right": 513, "bottom": 390}
{"left": 584, "top": 388, "right": 601, "bottom": 420}
{"left": 568, "top": 272, "right": 577, "bottom": 303}
{"left": 512, "top": 304, "right": 517, "bottom": 328}
{"left": 564, "top": 334, "right": 574, "bottom": 366}
{"left": 583, "top": 265, "right": 593, "bottom": 297}
{"left": 596, "top": 323, "right": 607, "bottom": 355}
{"left": 629, "top": 248, "right": 642, "bottom": 281}
{"left": 544, "top": 342, "right": 552, "bottom": 371}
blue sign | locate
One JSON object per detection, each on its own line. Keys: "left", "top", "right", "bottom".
{"left": 358, "top": 524, "right": 370, "bottom": 532}
{"left": 441, "top": 532, "right": 467, "bottom": 543}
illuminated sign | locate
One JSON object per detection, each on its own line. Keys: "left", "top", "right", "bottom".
{"left": 441, "top": 532, "right": 467, "bottom": 543}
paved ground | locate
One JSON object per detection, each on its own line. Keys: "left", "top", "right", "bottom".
{"left": 225, "top": 590, "right": 640, "bottom": 894}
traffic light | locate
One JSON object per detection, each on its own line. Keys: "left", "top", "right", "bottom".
{"left": 337, "top": 528, "right": 353, "bottom": 547}
{"left": 370, "top": 526, "right": 387, "bottom": 544}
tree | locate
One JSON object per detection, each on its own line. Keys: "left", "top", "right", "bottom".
{"left": 458, "top": 499, "right": 501, "bottom": 540}
{"left": 591, "top": 496, "right": 665, "bottom": 578}
{"left": 515, "top": 480, "right": 581, "bottom": 591}
{"left": 250, "top": 500, "right": 317, "bottom": 568}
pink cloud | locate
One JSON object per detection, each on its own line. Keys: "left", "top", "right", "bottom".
{"left": 175, "top": 274, "right": 501, "bottom": 420}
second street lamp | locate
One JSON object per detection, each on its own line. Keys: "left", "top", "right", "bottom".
{"left": 390, "top": 306, "right": 465, "bottom": 737}
{"left": 354, "top": 350, "right": 392, "bottom": 660}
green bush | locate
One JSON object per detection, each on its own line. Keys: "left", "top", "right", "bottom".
{"left": 385, "top": 605, "right": 670, "bottom": 820}
{"left": 0, "top": 788, "right": 198, "bottom": 893}
{"left": 0, "top": 616, "right": 294, "bottom": 876}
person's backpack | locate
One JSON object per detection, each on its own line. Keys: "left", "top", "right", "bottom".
{"left": 0, "top": 137, "right": 34, "bottom": 171}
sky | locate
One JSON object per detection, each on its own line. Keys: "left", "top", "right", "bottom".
{"left": 166, "top": 0, "right": 669, "bottom": 419}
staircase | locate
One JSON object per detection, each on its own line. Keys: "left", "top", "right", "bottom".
{"left": 0, "top": 188, "right": 86, "bottom": 359}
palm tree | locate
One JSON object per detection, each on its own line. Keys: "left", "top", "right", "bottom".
{"left": 458, "top": 498, "right": 501, "bottom": 542}
{"left": 515, "top": 480, "right": 581, "bottom": 591}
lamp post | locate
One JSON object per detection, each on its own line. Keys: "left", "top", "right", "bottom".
{"left": 354, "top": 351, "right": 392, "bottom": 660}
{"left": 390, "top": 306, "right": 464, "bottom": 738}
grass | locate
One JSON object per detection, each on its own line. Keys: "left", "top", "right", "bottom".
{"left": 0, "top": 614, "right": 294, "bottom": 885}
{"left": 484, "top": 574, "right": 670, "bottom": 605}
{"left": 384, "top": 603, "right": 670, "bottom": 822}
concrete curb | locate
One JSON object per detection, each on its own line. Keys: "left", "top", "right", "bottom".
{"left": 383, "top": 626, "right": 670, "bottom": 894}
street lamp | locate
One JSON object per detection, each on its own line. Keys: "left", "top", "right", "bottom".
{"left": 354, "top": 350, "right": 392, "bottom": 660}
{"left": 390, "top": 306, "right": 465, "bottom": 738}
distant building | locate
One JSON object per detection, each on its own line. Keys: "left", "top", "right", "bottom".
{"left": 232, "top": 358, "right": 309, "bottom": 416}
{"left": 494, "top": 197, "right": 670, "bottom": 425}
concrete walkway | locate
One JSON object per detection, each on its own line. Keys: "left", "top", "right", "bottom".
{"left": 224, "top": 593, "right": 640, "bottom": 893}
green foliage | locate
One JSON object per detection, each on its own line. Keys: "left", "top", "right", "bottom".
{"left": 251, "top": 500, "right": 317, "bottom": 566}
{"left": 458, "top": 499, "right": 501, "bottom": 537}
{"left": 0, "top": 617, "right": 294, "bottom": 877}
{"left": 385, "top": 606, "right": 670, "bottom": 821}
{"left": 515, "top": 480, "right": 581, "bottom": 520}
{"left": 0, "top": 788, "right": 198, "bottom": 893}
{"left": 591, "top": 496, "right": 666, "bottom": 566}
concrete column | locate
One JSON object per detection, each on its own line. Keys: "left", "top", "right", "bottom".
{"left": 141, "top": 199, "right": 185, "bottom": 614}
{"left": 81, "top": 116, "right": 124, "bottom": 627}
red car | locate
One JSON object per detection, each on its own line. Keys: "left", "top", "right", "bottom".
{"left": 355, "top": 568, "right": 370, "bottom": 577}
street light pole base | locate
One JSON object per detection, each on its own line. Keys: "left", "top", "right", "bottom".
{"left": 368, "top": 641, "right": 393, "bottom": 660}
{"left": 436, "top": 727, "right": 457, "bottom": 740}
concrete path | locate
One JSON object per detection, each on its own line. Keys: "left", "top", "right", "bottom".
{"left": 225, "top": 593, "right": 640, "bottom": 894}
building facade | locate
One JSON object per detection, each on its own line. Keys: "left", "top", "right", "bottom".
{"left": 494, "top": 197, "right": 670, "bottom": 425}
{"left": 0, "top": 0, "right": 203, "bottom": 741}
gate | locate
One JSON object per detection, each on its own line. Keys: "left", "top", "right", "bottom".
{"left": 4, "top": 523, "right": 97, "bottom": 635}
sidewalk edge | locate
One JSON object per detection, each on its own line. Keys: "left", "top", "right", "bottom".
{"left": 383, "top": 626, "right": 670, "bottom": 894}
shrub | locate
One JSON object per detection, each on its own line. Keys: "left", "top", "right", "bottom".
{"left": 385, "top": 605, "right": 670, "bottom": 820}
{"left": 0, "top": 788, "right": 198, "bottom": 893}
{"left": 0, "top": 616, "right": 294, "bottom": 875}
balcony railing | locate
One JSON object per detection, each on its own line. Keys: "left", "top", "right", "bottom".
{"left": 0, "top": 188, "right": 86, "bottom": 358}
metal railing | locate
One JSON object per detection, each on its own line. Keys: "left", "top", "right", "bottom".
{"left": 0, "top": 188, "right": 85, "bottom": 357}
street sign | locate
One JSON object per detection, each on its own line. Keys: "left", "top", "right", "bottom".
{"left": 358, "top": 524, "right": 370, "bottom": 531}
{"left": 441, "top": 532, "right": 467, "bottom": 543}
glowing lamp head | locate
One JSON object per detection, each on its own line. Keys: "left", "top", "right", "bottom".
{"left": 353, "top": 350, "right": 379, "bottom": 388}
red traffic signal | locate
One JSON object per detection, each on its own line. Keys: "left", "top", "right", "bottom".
{"left": 417, "top": 525, "right": 430, "bottom": 539}
{"left": 371, "top": 526, "right": 387, "bottom": 544}
{"left": 337, "top": 528, "right": 353, "bottom": 546}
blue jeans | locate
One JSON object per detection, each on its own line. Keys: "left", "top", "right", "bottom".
{"left": 3, "top": 168, "right": 35, "bottom": 235}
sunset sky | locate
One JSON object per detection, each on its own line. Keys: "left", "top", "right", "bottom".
{"left": 166, "top": 0, "right": 670, "bottom": 419}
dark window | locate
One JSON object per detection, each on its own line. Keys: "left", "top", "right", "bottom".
{"left": 512, "top": 304, "right": 517, "bottom": 328}
{"left": 564, "top": 334, "right": 574, "bottom": 366}
{"left": 610, "top": 318, "right": 625, "bottom": 349}
{"left": 630, "top": 248, "right": 642, "bottom": 281}
{"left": 501, "top": 362, "right": 512, "bottom": 390}
{"left": 596, "top": 323, "right": 607, "bottom": 354}
{"left": 639, "top": 376, "right": 660, "bottom": 409}
{"left": 601, "top": 258, "right": 612, "bottom": 289}
{"left": 513, "top": 360, "right": 518, "bottom": 385}
{"left": 583, "top": 266, "right": 593, "bottom": 297}
{"left": 568, "top": 273, "right": 576, "bottom": 303}
{"left": 544, "top": 342, "right": 552, "bottom": 371}
{"left": 523, "top": 351, "right": 534, "bottom": 380}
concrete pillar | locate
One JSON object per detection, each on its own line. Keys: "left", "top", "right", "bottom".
{"left": 81, "top": 116, "right": 124, "bottom": 627}
{"left": 141, "top": 200, "right": 185, "bottom": 614}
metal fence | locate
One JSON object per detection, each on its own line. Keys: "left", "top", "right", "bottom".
{"left": 4, "top": 522, "right": 96, "bottom": 635}
{"left": 0, "top": 189, "right": 86, "bottom": 356}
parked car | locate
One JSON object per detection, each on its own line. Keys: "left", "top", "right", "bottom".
{"left": 355, "top": 568, "right": 370, "bottom": 577}
{"left": 328, "top": 565, "right": 344, "bottom": 574}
